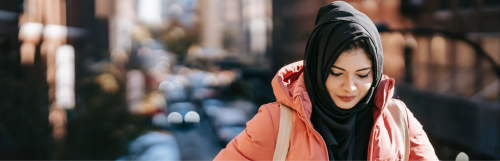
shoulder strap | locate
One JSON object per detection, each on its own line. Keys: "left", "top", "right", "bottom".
{"left": 387, "top": 99, "right": 410, "bottom": 161}
{"left": 273, "top": 103, "right": 293, "bottom": 161}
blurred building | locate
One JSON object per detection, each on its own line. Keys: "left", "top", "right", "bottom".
{"left": 2, "top": 0, "right": 275, "bottom": 160}
{"left": 0, "top": 0, "right": 52, "bottom": 159}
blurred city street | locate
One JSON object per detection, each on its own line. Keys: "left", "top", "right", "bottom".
{"left": 0, "top": 0, "right": 500, "bottom": 160}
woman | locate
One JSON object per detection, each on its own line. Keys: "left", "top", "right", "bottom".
{"left": 214, "top": 1, "right": 438, "bottom": 160}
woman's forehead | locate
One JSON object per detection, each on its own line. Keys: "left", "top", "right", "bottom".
{"left": 332, "top": 50, "right": 372, "bottom": 70}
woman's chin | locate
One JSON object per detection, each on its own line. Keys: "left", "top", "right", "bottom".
{"left": 333, "top": 100, "right": 356, "bottom": 109}
{"left": 338, "top": 105, "right": 355, "bottom": 109}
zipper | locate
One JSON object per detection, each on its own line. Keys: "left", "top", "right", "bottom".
{"left": 298, "top": 96, "right": 329, "bottom": 161}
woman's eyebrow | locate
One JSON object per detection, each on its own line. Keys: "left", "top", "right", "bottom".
{"left": 332, "top": 66, "right": 345, "bottom": 71}
{"left": 332, "top": 66, "right": 371, "bottom": 72}
{"left": 356, "top": 67, "right": 371, "bottom": 72}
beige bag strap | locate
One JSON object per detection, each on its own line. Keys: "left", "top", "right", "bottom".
{"left": 273, "top": 103, "right": 293, "bottom": 161}
{"left": 387, "top": 99, "right": 410, "bottom": 161}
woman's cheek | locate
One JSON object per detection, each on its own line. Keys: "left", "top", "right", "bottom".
{"left": 361, "top": 82, "right": 372, "bottom": 95}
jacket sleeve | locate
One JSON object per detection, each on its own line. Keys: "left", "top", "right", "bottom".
{"left": 401, "top": 101, "right": 439, "bottom": 161}
{"left": 213, "top": 103, "right": 278, "bottom": 161}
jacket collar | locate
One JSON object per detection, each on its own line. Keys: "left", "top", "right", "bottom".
{"left": 272, "top": 61, "right": 395, "bottom": 121}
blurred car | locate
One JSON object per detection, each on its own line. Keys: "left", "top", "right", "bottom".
{"left": 117, "top": 131, "right": 180, "bottom": 161}
{"left": 213, "top": 107, "right": 248, "bottom": 145}
{"left": 168, "top": 102, "right": 199, "bottom": 129}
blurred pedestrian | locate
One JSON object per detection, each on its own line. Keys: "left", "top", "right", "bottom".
{"left": 214, "top": 1, "right": 438, "bottom": 160}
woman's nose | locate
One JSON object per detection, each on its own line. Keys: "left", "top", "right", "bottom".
{"left": 342, "top": 77, "right": 356, "bottom": 92}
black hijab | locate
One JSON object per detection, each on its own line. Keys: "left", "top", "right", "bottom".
{"left": 303, "top": 1, "right": 384, "bottom": 160}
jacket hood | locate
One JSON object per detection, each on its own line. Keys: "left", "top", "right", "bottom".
{"left": 272, "top": 61, "right": 395, "bottom": 120}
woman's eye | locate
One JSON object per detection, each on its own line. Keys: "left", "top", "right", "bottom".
{"left": 330, "top": 71, "right": 342, "bottom": 76}
{"left": 357, "top": 72, "right": 370, "bottom": 78}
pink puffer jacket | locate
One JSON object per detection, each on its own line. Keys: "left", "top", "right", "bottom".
{"left": 214, "top": 61, "right": 438, "bottom": 160}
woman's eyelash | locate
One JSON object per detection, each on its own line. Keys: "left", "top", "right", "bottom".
{"left": 358, "top": 72, "right": 370, "bottom": 78}
{"left": 330, "top": 71, "right": 342, "bottom": 76}
{"left": 329, "top": 71, "right": 370, "bottom": 78}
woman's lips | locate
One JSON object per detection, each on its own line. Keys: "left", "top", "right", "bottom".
{"left": 338, "top": 95, "right": 356, "bottom": 102}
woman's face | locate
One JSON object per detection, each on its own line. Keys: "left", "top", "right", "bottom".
{"left": 325, "top": 49, "right": 373, "bottom": 109}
